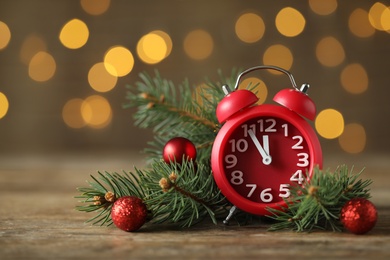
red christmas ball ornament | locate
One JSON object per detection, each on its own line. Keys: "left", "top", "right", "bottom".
{"left": 340, "top": 198, "right": 377, "bottom": 235}
{"left": 111, "top": 196, "right": 148, "bottom": 232}
{"left": 163, "top": 137, "right": 197, "bottom": 164}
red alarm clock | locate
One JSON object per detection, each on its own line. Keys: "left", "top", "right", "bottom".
{"left": 211, "top": 65, "right": 322, "bottom": 220}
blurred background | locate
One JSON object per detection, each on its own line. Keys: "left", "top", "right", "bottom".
{"left": 0, "top": 0, "right": 389, "bottom": 159}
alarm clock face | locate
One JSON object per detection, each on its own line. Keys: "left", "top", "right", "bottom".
{"left": 212, "top": 105, "right": 321, "bottom": 215}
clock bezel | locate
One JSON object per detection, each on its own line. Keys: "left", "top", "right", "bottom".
{"left": 211, "top": 104, "right": 322, "bottom": 215}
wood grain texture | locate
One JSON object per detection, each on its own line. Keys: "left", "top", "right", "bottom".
{"left": 1, "top": 152, "right": 389, "bottom": 259}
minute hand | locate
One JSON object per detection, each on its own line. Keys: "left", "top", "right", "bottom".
{"left": 248, "top": 129, "right": 272, "bottom": 165}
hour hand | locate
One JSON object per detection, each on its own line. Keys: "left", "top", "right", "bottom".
{"left": 248, "top": 129, "right": 272, "bottom": 165}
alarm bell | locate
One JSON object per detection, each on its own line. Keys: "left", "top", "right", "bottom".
{"left": 216, "top": 65, "right": 316, "bottom": 123}
{"left": 216, "top": 88, "right": 258, "bottom": 123}
{"left": 273, "top": 84, "right": 316, "bottom": 121}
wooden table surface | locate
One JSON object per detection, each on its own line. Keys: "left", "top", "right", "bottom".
{"left": 0, "top": 151, "right": 389, "bottom": 259}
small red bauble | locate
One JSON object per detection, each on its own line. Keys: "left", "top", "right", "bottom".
{"left": 163, "top": 137, "right": 197, "bottom": 164}
{"left": 111, "top": 196, "right": 147, "bottom": 232}
{"left": 340, "top": 198, "right": 377, "bottom": 235}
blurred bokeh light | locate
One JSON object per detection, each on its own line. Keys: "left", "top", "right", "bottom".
{"left": 339, "top": 123, "right": 366, "bottom": 154}
{"left": 88, "top": 62, "right": 117, "bottom": 92}
{"left": 184, "top": 29, "right": 214, "bottom": 60}
{"left": 308, "top": 0, "right": 338, "bottom": 15}
{"left": 62, "top": 98, "right": 87, "bottom": 129}
{"left": 0, "top": 21, "right": 11, "bottom": 50}
{"left": 59, "top": 19, "right": 89, "bottom": 49}
{"left": 349, "top": 8, "right": 375, "bottom": 38}
{"left": 275, "top": 7, "right": 305, "bottom": 37}
{"left": 235, "top": 12, "right": 265, "bottom": 43}
{"left": 80, "top": 0, "right": 110, "bottom": 15}
{"left": 263, "top": 44, "right": 293, "bottom": 74}
{"left": 316, "top": 37, "right": 345, "bottom": 67}
{"left": 19, "top": 34, "right": 47, "bottom": 65}
{"left": 340, "top": 63, "right": 368, "bottom": 94}
{"left": 28, "top": 51, "right": 56, "bottom": 82}
{"left": 104, "top": 46, "right": 134, "bottom": 77}
{"left": 0, "top": 92, "right": 9, "bottom": 119}
{"left": 137, "top": 31, "right": 172, "bottom": 64}
{"left": 0, "top": 0, "right": 389, "bottom": 156}
{"left": 81, "top": 95, "right": 112, "bottom": 129}
{"left": 315, "top": 109, "right": 344, "bottom": 139}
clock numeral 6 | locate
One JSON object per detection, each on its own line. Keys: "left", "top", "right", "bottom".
{"left": 244, "top": 184, "right": 291, "bottom": 202}
{"left": 260, "top": 188, "right": 273, "bottom": 202}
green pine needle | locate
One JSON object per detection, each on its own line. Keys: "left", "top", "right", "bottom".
{"left": 123, "top": 70, "right": 238, "bottom": 164}
{"left": 75, "top": 159, "right": 226, "bottom": 228}
{"left": 267, "top": 165, "right": 372, "bottom": 232}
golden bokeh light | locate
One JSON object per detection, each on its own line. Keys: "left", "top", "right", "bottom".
{"left": 152, "top": 30, "right": 172, "bottom": 57}
{"left": 315, "top": 108, "right": 344, "bottom": 139}
{"left": 19, "top": 34, "right": 47, "bottom": 65}
{"left": 239, "top": 77, "right": 268, "bottom": 105}
{"left": 349, "top": 8, "right": 375, "bottom": 38}
{"left": 275, "top": 7, "right": 306, "bottom": 37}
{"left": 0, "top": 21, "right": 11, "bottom": 50}
{"left": 88, "top": 62, "right": 117, "bottom": 92}
{"left": 104, "top": 46, "right": 134, "bottom": 77}
{"left": 338, "top": 123, "right": 366, "bottom": 154}
{"left": 59, "top": 18, "right": 89, "bottom": 49}
{"left": 0, "top": 92, "right": 9, "bottom": 119}
{"left": 381, "top": 6, "right": 390, "bottom": 31}
{"left": 263, "top": 44, "right": 293, "bottom": 74}
{"left": 184, "top": 29, "right": 214, "bottom": 60}
{"left": 62, "top": 98, "right": 86, "bottom": 129}
{"left": 235, "top": 12, "right": 265, "bottom": 43}
{"left": 340, "top": 63, "right": 368, "bottom": 94}
{"left": 369, "top": 2, "right": 387, "bottom": 31}
{"left": 137, "top": 31, "right": 170, "bottom": 64}
{"left": 316, "top": 36, "right": 345, "bottom": 67}
{"left": 308, "top": 0, "right": 338, "bottom": 16}
{"left": 80, "top": 0, "right": 110, "bottom": 15}
{"left": 81, "top": 95, "right": 112, "bottom": 128}
{"left": 28, "top": 51, "right": 56, "bottom": 82}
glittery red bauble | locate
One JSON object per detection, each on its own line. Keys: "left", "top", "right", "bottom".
{"left": 163, "top": 137, "right": 197, "bottom": 164}
{"left": 111, "top": 196, "right": 147, "bottom": 232}
{"left": 340, "top": 198, "right": 377, "bottom": 235}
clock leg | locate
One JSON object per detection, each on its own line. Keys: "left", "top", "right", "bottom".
{"left": 223, "top": 205, "right": 238, "bottom": 225}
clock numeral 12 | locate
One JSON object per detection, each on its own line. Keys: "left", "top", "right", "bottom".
{"left": 241, "top": 119, "right": 277, "bottom": 137}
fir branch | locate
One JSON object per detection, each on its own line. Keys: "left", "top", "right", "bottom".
{"left": 124, "top": 71, "right": 222, "bottom": 134}
{"left": 140, "top": 159, "right": 226, "bottom": 227}
{"left": 123, "top": 70, "right": 235, "bottom": 163}
{"left": 75, "top": 159, "right": 226, "bottom": 228}
{"left": 75, "top": 170, "right": 147, "bottom": 226}
{"left": 267, "top": 166, "right": 372, "bottom": 232}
